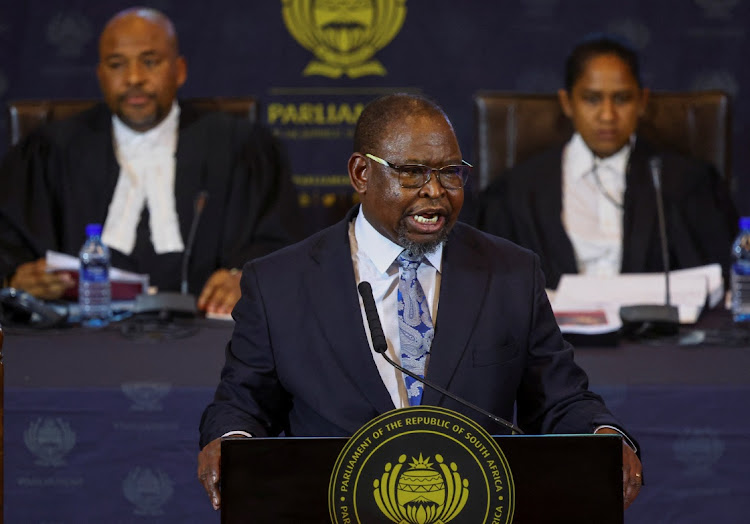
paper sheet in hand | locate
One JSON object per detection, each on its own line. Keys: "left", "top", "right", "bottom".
{"left": 46, "top": 250, "right": 149, "bottom": 300}
{"left": 552, "top": 264, "right": 722, "bottom": 325}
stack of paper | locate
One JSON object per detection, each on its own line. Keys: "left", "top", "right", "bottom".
{"left": 553, "top": 307, "right": 623, "bottom": 335}
{"left": 551, "top": 264, "right": 723, "bottom": 330}
{"left": 46, "top": 250, "right": 150, "bottom": 300}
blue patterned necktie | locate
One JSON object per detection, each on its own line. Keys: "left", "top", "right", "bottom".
{"left": 397, "top": 250, "right": 434, "bottom": 406}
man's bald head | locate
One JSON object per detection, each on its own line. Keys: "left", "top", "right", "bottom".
{"left": 97, "top": 7, "right": 186, "bottom": 131}
{"left": 100, "top": 7, "right": 179, "bottom": 59}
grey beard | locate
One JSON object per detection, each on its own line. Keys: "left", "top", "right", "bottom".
{"left": 396, "top": 225, "right": 449, "bottom": 258}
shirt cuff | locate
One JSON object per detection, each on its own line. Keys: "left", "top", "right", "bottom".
{"left": 594, "top": 425, "right": 637, "bottom": 453}
{"left": 221, "top": 431, "right": 253, "bottom": 438}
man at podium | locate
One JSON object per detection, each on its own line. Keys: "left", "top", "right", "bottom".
{"left": 198, "top": 94, "right": 643, "bottom": 511}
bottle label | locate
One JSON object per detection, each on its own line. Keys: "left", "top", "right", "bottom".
{"left": 81, "top": 263, "right": 109, "bottom": 283}
{"left": 733, "top": 262, "right": 750, "bottom": 276}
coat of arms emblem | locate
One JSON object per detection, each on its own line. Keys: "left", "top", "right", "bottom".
{"left": 329, "top": 407, "right": 514, "bottom": 523}
{"left": 374, "top": 453, "right": 469, "bottom": 523}
{"left": 23, "top": 417, "right": 76, "bottom": 467}
{"left": 123, "top": 467, "right": 175, "bottom": 516}
{"left": 282, "top": 0, "right": 407, "bottom": 78}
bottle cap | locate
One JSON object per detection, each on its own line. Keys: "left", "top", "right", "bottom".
{"left": 85, "top": 223, "right": 103, "bottom": 237}
{"left": 739, "top": 217, "right": 750, "bottom": 231}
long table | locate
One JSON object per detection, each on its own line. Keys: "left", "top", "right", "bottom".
{"left": 4, "top": 312, "right": 750, "bottom": 523}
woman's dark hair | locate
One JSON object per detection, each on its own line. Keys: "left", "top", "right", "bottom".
{"left": 564, "top": 34, "right": 641, "bottom": 90}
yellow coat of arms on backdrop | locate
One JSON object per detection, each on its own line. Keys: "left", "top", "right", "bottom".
{"left": 282, "top": 0, "right": 407, "bottom": 78}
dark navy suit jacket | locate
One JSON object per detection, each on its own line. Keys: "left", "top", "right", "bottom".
{"left": 199, "top": 207, "right": 632, "bottom": 446}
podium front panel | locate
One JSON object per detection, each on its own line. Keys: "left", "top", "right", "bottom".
{"left": 221, "top": 434, "right": 622, "bottom": 523}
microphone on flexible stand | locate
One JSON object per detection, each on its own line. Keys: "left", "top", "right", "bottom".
{"left": 133, "top": 191, "right": 208, "bottom": 318}
{"left": 619, "top": 157, "right": 679, "bottom": 336}
{"left": 357, "top": 281, "right": 524, "bottom": 435}
{"left": 180, "top": 191, "right": 208, "bottom": 295}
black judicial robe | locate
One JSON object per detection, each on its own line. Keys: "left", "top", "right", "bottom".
{"left": 0, "top": 101, "right": 301, "bottom": 293}
{"left": 475, "top": 137, "right": 738, "bottom": 289}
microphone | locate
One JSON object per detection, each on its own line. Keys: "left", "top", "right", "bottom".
{"left": 619, "top": 157, "right": 679, "bottom": 336}
{"left": 133, "top": 191, "right": 208, "bottom": 318}
{"left": 181, "top": 191, "right": 208, "bottom": 295}
{"left": 357, "top": 281, "right": 524, "bottom": 435}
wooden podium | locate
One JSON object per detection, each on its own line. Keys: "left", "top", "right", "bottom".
{"left": 220, "top": 434, "right": 623, "bottom": 523}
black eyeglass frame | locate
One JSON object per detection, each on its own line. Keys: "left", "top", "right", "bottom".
{"left": 365, "top": 153, "right": 472, "bottom": 190}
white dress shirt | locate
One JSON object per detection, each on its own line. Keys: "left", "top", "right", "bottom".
{"left": 350, "top": 209, "right": 442, "bottom": 409}
{"left": 102, "top": 102, "right": 184, "bottom": 255}
{"left": 562, "top": 133, "right": 632, "bottom": 277}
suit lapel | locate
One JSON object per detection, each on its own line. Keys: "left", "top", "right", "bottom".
{"left": 422, "top": 224, "right": 489, "bottom": 405}
{"left": 304, "top": 211, "right": 395, "bottom": 414}
{"left": 621, "top": 139, "right": 657, "bottom": 272}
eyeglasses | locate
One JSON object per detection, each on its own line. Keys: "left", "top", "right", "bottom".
{"left": 365, "top": 153, "right": 472, "bottom": 190}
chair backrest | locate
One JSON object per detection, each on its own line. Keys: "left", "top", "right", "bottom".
{"left": 6, "top": 96, "right": 258, "bottom": 147}
{"left": 473, "top": 90, "right": 731, "bottom": 191}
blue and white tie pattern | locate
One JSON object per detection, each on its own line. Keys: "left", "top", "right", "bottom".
{"left": 397, "top": 250, "right": 434, "bottom": 406}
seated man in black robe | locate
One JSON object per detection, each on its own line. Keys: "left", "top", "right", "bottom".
{"left": 0, "top": 7, "right": 300, "bottom": 314}
{"left": 476, "top": 35, "right": 737, "bottom": 289}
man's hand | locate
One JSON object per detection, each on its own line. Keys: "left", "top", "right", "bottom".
{"left": 595, "top": 427, "right": 643, "bottom": 509}
{"left": 9, "top": 258, "right": 74, "bottom": 300}
{"left": 197, "top": 438, "right": 223, "bottom": 511}
{"left": 197, "top": 268, "right": 242, "bottom": 314}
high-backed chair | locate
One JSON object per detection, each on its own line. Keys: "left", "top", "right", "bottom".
{"left": 6, "top": 96, "right": 258, "bottom": 147}
{"left": 473, "top": 90, "right": 731, "bottom": 191}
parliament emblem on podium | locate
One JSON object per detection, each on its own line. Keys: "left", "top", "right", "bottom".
{"left": 23, "top": 417, "right": 77, "bottom": 467}
{"left": 374, "top": 453, "right": 469, "bottom": 523}
{"left": 281, "top": 0, "right": 406, "bottom": 78}
{"left": 329, "top": 406, "right": 515, "bottom": 523}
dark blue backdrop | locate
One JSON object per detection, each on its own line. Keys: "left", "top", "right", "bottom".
{"left": 0, "top": 0, "right": 748, "bottom": 232}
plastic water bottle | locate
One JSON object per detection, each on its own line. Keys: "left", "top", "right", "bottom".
{"left": 79, "top": 223, "right": 111, "bottom": 327}
{"left": 730, "top": 216, "right": 750, "bottom": 322}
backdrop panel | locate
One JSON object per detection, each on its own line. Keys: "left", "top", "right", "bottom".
{"left": 1, "top": 1, "right": 748, "bottom": 234}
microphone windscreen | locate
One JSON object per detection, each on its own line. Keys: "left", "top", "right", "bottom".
{"left": 357, "top": 281, "right": 388, "bottom": 353}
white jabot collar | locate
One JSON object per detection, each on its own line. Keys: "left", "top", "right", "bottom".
{"left": 564, "top": 132, "right": 633, "bottom": 182}
{"left": 102, "top": 102, "right": 184, "bottom": 255}
{"left": 562, "top": 133, "right": 633, "bottom": 277}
